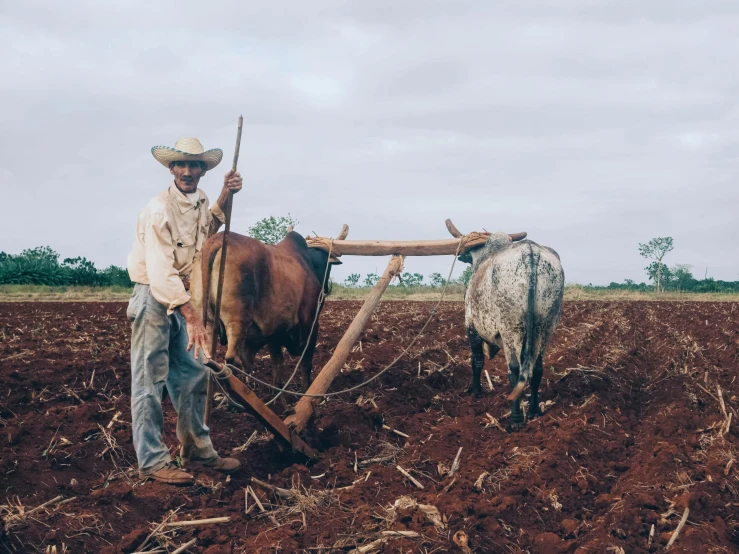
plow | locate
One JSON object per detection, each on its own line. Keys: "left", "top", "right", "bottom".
{"left": 204, "top": 219, "right": 528, "bottom": 459}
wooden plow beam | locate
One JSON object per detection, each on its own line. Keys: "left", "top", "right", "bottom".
{"left": 204, "top": 359, "right": 319, "bottom": 459}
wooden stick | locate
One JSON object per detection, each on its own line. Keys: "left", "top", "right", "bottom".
{"left": 164, "top": 517, "right": 230, "bottom": 527}
{"left": 250, "top": 477, "right": 295, "bottom": 499}
{"left": 723, "top": 412, "right": 733, "bottom": 436}
{"left": 382, "top": 424, "right": 410, "bottom": 439}
{"left": 205, "top": 115, "right": 243, "bottom": 426}
{"left": 382, "top": 531, "right": 420, "bottom": 538}
{"left": 7, "top": 495, "right": 69, "bottom": 522}
{"left": 171, "top": 539, "right": 197, "bottom": 554}
{"left": 665, "top": 507, "right": 689, "bottom": 550}
{"left": 136, "top": 510, "right": 180, "bottom": 553}
{"left": 284, "top": 255, "right": 404, "bottom": 433}
{"left": 484, "top": 370, "right": 494, "bottom": 391}
{"left": 232, "top": 430, "right": 258, "bottom": 453}
{"left": 448, "top": 447, "right": 463, "bottom": 478}
{"left": 246, "top": 486, "right": 279, "bottom": 526}
{"left": 647, "top": 523, "right": 654, "bottom": 548}
{"left": 473, "top": 472, "right": 489, "bottom": 491}
{"left": 717, "top": 385, "right": 727, "bottom": 418}
{"left": 396, "top": 465, "right": 424, "bottom": 489}
{"left": 442, "top": 477, "right": 457, "bottom": 493}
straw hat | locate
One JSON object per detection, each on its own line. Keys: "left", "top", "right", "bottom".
{"left": 151, "top": 138, "right": 223, "bottom": 170}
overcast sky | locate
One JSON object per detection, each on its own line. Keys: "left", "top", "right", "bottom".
{"left": 1, "top": 1, "right": 738, "bottom": 285}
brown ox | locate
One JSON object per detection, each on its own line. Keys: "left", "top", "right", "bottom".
{"left": 189, "top": 226, "right": 346, "bottom": 392}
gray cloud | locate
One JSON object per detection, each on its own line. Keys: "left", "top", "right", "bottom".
{"left": 1, "top": 0, "right": 737, "bottom": 285}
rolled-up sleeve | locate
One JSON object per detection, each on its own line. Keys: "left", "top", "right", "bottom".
{"left": 144, "top": 213, "right": 191, "bottom": 315}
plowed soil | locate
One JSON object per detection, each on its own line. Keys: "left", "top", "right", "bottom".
{"left": 1, "top": 300, "right": 738, "bottom": 554}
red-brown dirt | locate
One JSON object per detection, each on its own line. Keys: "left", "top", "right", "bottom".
{"left": 0, "top": 300, "right": 738, "bottom": 554}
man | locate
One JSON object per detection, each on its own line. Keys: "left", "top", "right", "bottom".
{"left": 126, "top": 137, "right": 243, "bottom": 484}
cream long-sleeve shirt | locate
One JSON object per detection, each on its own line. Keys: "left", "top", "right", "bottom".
{"left": 127, "top": 182, "right": 226, "bottom": 314}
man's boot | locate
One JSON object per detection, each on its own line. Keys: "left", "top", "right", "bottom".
{"left": 200, "top": 456, "right": 241, "bottom": 473}
{"left": 145, "top": 462, "right": 195, "bottom": 485}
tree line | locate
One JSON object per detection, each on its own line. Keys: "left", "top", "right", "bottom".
{"left": 1, "top": 222, "right": 736, "bottom": 293}
{"left": 0, "top": 247, "right": 133, "bottom": 287}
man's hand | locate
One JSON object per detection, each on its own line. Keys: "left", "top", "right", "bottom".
{"left": 224, "top": 169, "right": 242, "bottom": 194}
{"left": 178, "top": 301, "right": 211, "bottom": 360}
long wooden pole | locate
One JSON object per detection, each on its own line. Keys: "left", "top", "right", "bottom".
{"left": 205, "top": 115, "right": 243, "bottom": 426}
{"left": 306, "top": 233, "right": 527, "bottom": 257}
{"left": 284, "top": 255, "right": 404, "bottom": 433}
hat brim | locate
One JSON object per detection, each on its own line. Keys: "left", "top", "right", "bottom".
{"left": 151, "top": 146, "right": 223, "bottom": 171}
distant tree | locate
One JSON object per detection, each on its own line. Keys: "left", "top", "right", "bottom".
{"left": 100, "top": 265, "right": 134, "bottom": 287}
{"left": 638, "top": 237, "right": 673, "bottom": 293}
{"left": 344, "top": 273, "right": 361, "bottom": 287}
{"left": 429, "top": 272, "right": 446, "bottom": 288}
{"left": 62, "top": 257, "right": 98, "bottom": 286}
{"left": 671, "top": 264, "right": 694, "bottom": 291}
{"left": 247, "top": 214, "right": 299, "bottom": 245}
{"left": 399, "top": 272, "right": 424, "bottom": 287}
{"left": 21, "top": 246, "right": 61, "bottom": 263}
{"left": 645, "top": 262, "right": 671, "bottom": 290}
{"left": 363, "top": 273, "right": 379, "bottom": 287}
{"left": 458, "top": 266, "right": 473, "bottom": 287}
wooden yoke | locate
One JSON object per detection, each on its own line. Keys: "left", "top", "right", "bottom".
{"left": 305, "top": 220, "right": 526, "bottom": 258}
{"left": 284, "top": 255, "right": 405, "bottom": 433}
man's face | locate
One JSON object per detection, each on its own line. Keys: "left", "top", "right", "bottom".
{"left": 170, "top": 161, "right": 206, "bottom": 194}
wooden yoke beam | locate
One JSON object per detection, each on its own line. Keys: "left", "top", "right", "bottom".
{"left": 284, "top": 255, "right": 405, "bottom": 434}
{"left": 305, "top": 234, "right": 527, "bottom": 257}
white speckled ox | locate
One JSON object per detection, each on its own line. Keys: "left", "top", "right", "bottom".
{"left": 464, "top": 233, "right": 565, "bottom": 431}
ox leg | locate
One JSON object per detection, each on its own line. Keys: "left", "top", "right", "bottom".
{"left": 508, "top": 359, "right": 525, "bottom": 431}
{"left": 528, "top": 355, "right": 544, "bottom": 419}
{"left": 267, "top": 343, "right": 285, "bottom": 389}
{"left": 299, "top": 326, "right": 319, "bottom": 392}
{"left": 225, "top": 322, "right": 248, "bottom": 368}
{"left": 466, "top": 327, "right": 485, "bottom": 397}
{"left": 267, "top": 343, "right": 290, "bottom": 410}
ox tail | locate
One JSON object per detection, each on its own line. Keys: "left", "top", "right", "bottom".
{"left": 508, "top": 244, "right": 540, "bottom": 401}
{"left": 201, "top": 234, "right": 223, "bottom": 328}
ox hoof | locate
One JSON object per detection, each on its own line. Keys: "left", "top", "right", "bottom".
{"left": 527, "top": 407, "right": 543, "bottom": 420}
{"left": 507, "top": 420, "right": 525, "bottom": 433}
{"left": 466, "top": 384, "right": 483, "bottom": 398}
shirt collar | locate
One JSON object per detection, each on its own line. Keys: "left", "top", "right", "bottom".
{"left": 168, "top": 181, "right": 205, "bottom": 213}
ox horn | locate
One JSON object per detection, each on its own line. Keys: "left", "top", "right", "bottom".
{"left": 447, "top": 218, "right": 527, "bottom": 243}
{"left": 287, "top": 225, "right": 294, "bottom": 233}
{"left": 445, "top": 218, "right": 464, "bottom": 238}
{"left": 336, "top": 224, "right": 349, "bottom": 240}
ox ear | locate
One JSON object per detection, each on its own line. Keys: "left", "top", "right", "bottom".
{"left": 458, "top": 252, "right": 474, "bottom": 265}
{"left": 328, "top": 256, "right": 343, "bottom": 265}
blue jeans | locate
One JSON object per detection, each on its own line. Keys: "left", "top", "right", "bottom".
{"left": 127, "top": 284, "right": 217, "bottom": 474}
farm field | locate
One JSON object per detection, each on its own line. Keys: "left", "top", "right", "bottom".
{"left": 0, "top": 300, "right": 738, "bottom": 553}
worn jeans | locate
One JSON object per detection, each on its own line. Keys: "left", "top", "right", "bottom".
{"left": 127, "top": 284, "right": 217, "bottom": 474}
